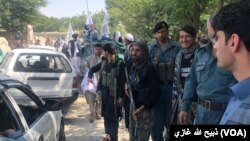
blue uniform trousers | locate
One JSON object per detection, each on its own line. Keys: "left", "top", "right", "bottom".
{"left": 152, "top": 83, "right": 172, "bottom": 141}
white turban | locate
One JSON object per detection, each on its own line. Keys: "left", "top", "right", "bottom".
{"left": 125, "top": 33, "right": 134, "bottom": 42}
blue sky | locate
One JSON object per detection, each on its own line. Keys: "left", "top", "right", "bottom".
{"left": 39, "top": 0, "right": 106, "bottom": 18}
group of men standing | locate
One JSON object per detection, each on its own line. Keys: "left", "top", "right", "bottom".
{"left": 80, "top": 1, "right": 250, "bottom": 141}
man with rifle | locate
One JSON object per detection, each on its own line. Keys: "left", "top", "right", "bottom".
{"left": 125, "top": 40, "right": 160, "bottom": 141}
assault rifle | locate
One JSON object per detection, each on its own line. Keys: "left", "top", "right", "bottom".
{"left": 125, "top": 67, "right": 138, "bottom": 140}
{"left": 170, "top": 95, "right": 179, "bottom": 124}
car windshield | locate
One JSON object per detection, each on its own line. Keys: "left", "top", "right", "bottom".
{"left": 14, "top": 53, "right": 72, "bottom": 73}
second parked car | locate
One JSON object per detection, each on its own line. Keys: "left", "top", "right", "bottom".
{"left": 0, "top": 46, "right": 79, "bottom": 103}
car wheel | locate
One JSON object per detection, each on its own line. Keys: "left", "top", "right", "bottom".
{"left": 59, "top": 118, "right": 66, "bottom": 141}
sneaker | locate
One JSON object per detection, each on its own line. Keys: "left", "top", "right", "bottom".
{"left": 89, "top": 118, "right": 94, "bottom": 123}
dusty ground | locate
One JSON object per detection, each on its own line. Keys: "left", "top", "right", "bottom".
{"left": 64, "top": 93, "right": 129, "bottom": 141}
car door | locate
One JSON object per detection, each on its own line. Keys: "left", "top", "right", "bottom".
{"left": 2, "top": 85, "right": 57, "bottom": 141}
{"left": 14, "top": 53, "right": 75, "bottom": 100}
{"left": 0, "top": 88, "right": 38, "bottom": 141}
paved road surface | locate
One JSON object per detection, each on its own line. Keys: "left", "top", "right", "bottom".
{"left": 63, "top": 93, "right": 129, "bottom": 141}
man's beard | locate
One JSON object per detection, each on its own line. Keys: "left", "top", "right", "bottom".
{"left": 132, "top": 56, "right": 145, "bottom": 65}
{"left": 158, "top": 37, "right": 167, "bottom": 42}
{"left": 132, "top": 56, "right": 148, "bottom": 70}
{"left": 132, "top": 56, "right": 140, "bottom": 63}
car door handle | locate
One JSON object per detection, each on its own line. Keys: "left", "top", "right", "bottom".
{"left": 38, "top": 135, "right": 44, "bottom": 141}
{"left": 27, "top": 77, "right": 59, "bottom": 80}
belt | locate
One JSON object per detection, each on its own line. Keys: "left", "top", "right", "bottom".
{"left": 198, "top": 98, "right": 224, "bottom": 111}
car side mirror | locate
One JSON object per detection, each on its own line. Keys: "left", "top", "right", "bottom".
{"left": 45, "top": 100, "right": 62, "bottom": 111}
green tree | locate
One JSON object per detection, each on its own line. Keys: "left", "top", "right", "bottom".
{"left": 106, "top": 0, "right": 170, "bottom": 41}
{"left": 105, "top": 0, "right": 238, "bottom": 41}
{"left": 0, "top": 0, "right": 47, "bottom": 33}
{"left": 33, "top": 11, "right": 104, "bottom": 38}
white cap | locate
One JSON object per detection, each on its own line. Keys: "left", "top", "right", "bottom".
{"left": 125, "top": 33, "right": 134, "bottom": 42}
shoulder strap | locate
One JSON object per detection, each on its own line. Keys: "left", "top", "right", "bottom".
{"left": 114, "top": 59, "right": 123, "bottom": 76}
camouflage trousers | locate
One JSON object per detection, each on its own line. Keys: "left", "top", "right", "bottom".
{"left": 129, "top": 107, "right": 154, "bottom": 141}
{"left": 171, "top": 96, "right": 197, "bottom": 125}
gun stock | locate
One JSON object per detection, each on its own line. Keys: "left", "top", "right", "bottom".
{"left": 170, "top": 96, "right": 179, "bottom": 124}
{"left": 125, "top": 67, "right": 138, "bottom": 140}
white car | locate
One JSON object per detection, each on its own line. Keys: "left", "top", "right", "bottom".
{"left": 0, "top": 46, "right": 79, "bottom": 103}
{"left": 0, "top": 75, "right": 65, "bottom": 141}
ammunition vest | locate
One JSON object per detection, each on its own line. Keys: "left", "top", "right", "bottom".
{"left": 150, "top": 46, "right": 176, "bottom": 83}
{"left": 100, "top": 60, "right": 123, "bottom": 96}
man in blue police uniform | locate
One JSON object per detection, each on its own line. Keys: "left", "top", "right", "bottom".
{"left": 149, "top": 21, "right": 180, "bottom": 141}
{"left": 212, "top": 1, "right": 250, "bottom": 125}
{"left": 178, "top": 15, "right": 236, "bottom": 125}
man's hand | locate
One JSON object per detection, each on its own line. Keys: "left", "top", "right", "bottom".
{"left": 124, "top": 83, "right": 130, "bottom": 97}
{"left": 178, "top": 111, "right": 188, "bottom": 125}
{"left": 132, "top": 106, "right": 145, "bottom": 120}
{"left": 117, "top": 97, "right": 124, "bottom": 107}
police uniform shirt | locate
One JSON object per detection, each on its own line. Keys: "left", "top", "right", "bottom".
{"left": 181, "top": 42, "right": 236, "bottom": 112}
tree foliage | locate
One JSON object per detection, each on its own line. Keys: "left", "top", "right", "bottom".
{"left": 0, "top": 0, "right": 241, "bottom": 41}
{"left": 0, "top": 0, "right": 47, "bottom": 33}
{"left": 106, "top": 0, "right": 166, "bottom": 41}
{"left": 33, "top": 12, "right": 104, "bottom": 37}
{"left": 105, "top": 0, "right": 237, "bottom": 41}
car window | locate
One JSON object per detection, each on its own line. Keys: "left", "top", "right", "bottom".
{"left": 5, "top": 88, "right": 44, "bottom": 127}
{"left": 0, "top": 96, "right": 21, "bottom": 138}
{"left": 0, "top": 52, "right": 14, "bottom": 69}
{"left": 14, "top": 53, "right": 72, "bottom": 73}
{"left": 59, "top": 56, "right": 72, "bottom": 72}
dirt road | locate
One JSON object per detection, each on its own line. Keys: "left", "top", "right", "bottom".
{"left": 64, "top": 93, "right": 129, "bottom": 141}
